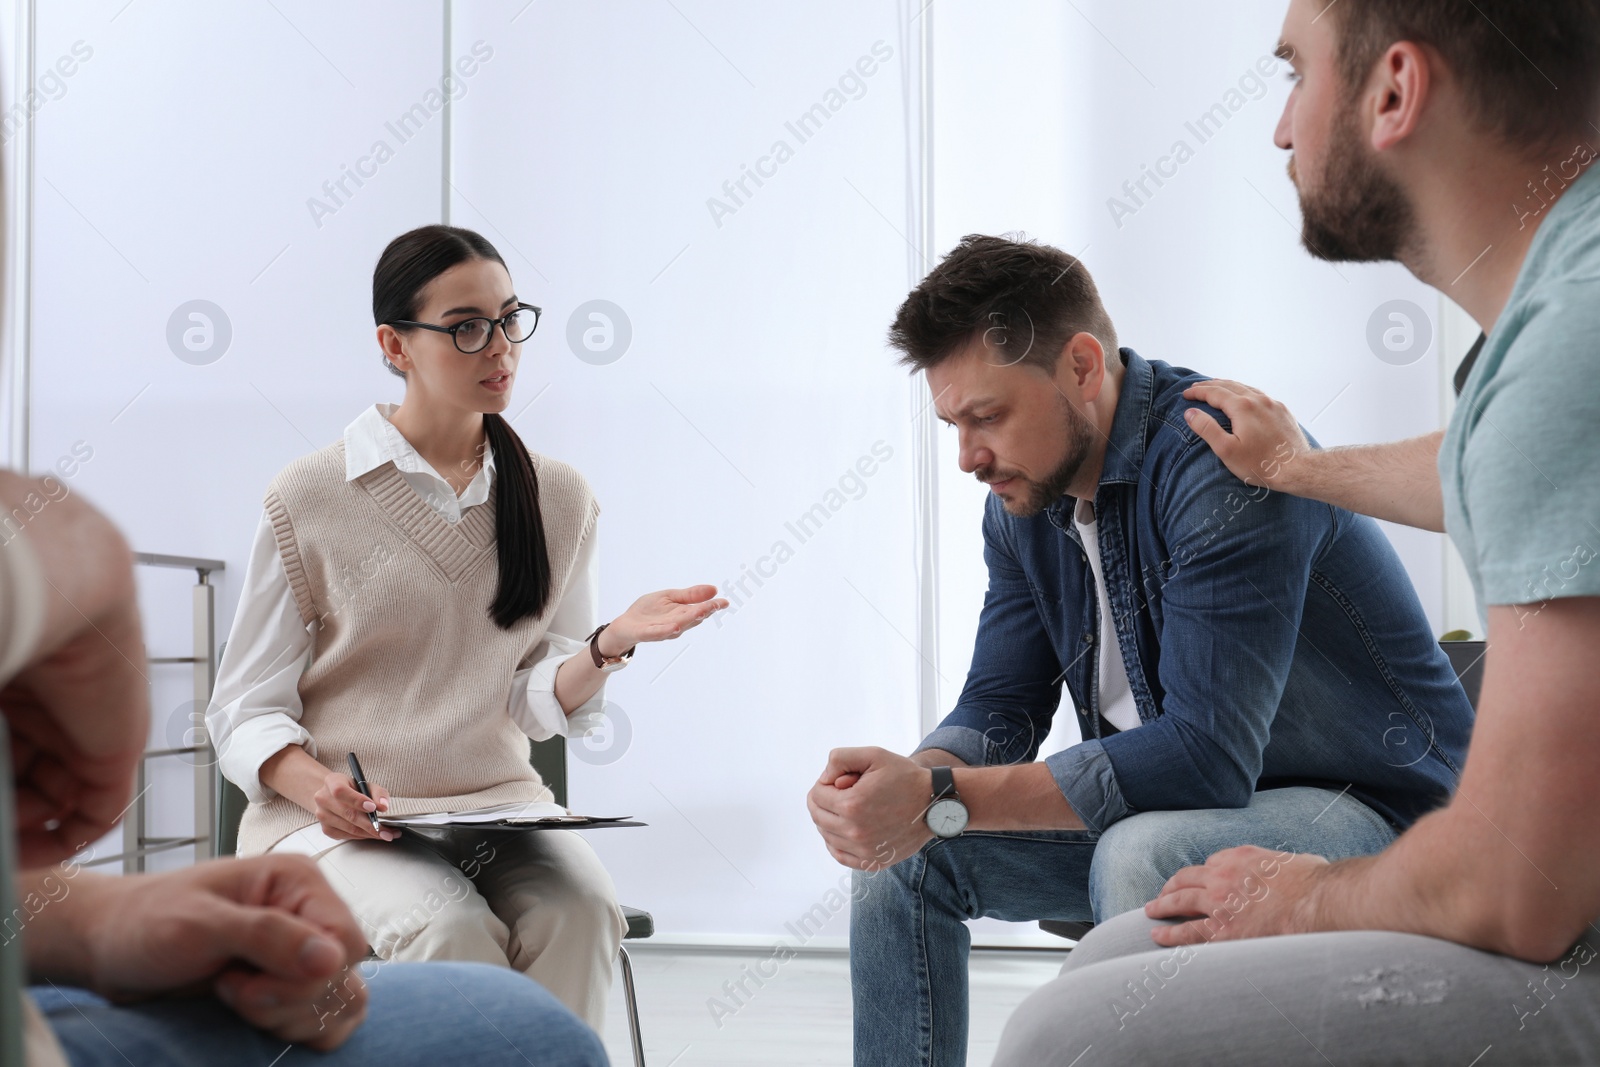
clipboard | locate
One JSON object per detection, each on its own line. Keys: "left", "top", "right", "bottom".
{"left": 384, "top": 816, "right": 646, "bottom": 853}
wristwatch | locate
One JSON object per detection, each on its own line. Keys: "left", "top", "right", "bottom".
{"left": 924, "top": 766, "right": 970, "bottom": 839}
{"left": 585, "top": 623, "right": 636, "bottom": 673}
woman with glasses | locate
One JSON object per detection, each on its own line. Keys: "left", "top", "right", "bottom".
{"left": 206, "top": 224, "right": 725, "bottom": 1032}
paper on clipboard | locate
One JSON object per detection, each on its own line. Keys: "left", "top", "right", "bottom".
{"left": 377, "top": 801, "right": 643, "bottom": 830}
{"left": 376, "top": 801, "right": 567, "bottom": 827}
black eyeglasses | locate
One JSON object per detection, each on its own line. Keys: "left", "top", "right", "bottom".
{"left": 389, "top": 302, "right": 542, "bottom": 354}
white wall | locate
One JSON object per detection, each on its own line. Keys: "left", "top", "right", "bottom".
{"left": 3, "top": 1, "right": 1452, "bottom": 943}
{"left": 448, "top": 0, "right": 921, "bottom": 940}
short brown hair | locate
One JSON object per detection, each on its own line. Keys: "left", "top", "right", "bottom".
{"left": 1329, "top": 1, "right": 1600, "bottom": 152}
{"left": 888, "top": 234, "right": 1118, "bottom": 374}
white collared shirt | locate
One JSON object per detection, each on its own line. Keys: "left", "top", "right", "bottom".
{"left": 205, "top": 403, "right": 606, "bottom": 826}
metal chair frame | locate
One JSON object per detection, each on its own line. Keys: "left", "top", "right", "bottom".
{"left": 75, "top": 553, "right": 225, "bottom": 874}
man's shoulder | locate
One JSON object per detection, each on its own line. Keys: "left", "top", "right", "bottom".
{"left": 1488, "top": 168, "right": 1600, "bottom": 383}
{"left": 1530, "top": 161, "right": 1600, "bottom": 290}
{"left": 1464, "top": 274, "right": 1600, "bottom": 443}
{"left": 1135, "top": 358, "right": 1232, "bottom": 479}
{"left": 1130, "top": 358, "right": 1344, "bottom": 533}
{"left": 1502, "top": 276, "right": 1600, "bottom": 371}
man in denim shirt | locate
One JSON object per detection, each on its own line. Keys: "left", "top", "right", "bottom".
{"left": 806, "top": 233, "right": 1473, "bottom": 1067}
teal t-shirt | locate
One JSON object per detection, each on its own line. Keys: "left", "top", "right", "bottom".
{"left": 1441, "top": 160, "right": 1600, "bottom": 616}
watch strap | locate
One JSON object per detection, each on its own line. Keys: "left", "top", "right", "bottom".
{"left": 586, "top": 623, "right": 636, "bottom": 669}
{"left": 931, "top": 765, "right": 958, "bottom": 801}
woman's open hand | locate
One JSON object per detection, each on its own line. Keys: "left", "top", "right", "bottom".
{"left": 602, "top": 585, "right": 728, "bottom": 653}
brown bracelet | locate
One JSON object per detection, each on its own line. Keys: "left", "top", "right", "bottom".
{"left": 585, "top": 623, "right": 636, "bottom": 669}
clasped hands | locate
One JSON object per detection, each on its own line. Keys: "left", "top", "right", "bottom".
{"left": 32, "top": 858, "right": 376, "bottom": 1051}
{"left": 806, "top": 746, "right": 941, "bottom": 872}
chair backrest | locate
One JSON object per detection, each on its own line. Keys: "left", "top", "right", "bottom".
{"left": 212, "top": 637, "right": 248, "bottom": 856}
{"left": 530, "top": 736, "right": 568, "bottom": 808}
{"left": 1440, "top": 640, "right": 1487, "bottom": 710}
{"left": 215, "top": 771, "right": 248, "bottom": 857}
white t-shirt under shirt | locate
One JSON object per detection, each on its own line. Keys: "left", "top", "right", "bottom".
{"left": 1074, "top": 499, "right": 1142, "bottom": 734}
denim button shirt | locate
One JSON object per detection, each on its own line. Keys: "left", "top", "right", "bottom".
{"left": 917, "top": 349, "right": 1473, "bottom": 833}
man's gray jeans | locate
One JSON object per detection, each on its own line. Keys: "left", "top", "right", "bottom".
{"left": 994, "top": 907, "right": 1600, "bottom": 1066}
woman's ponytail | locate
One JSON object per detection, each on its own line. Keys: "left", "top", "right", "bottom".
{"left": 483, "top": 412, "right": 552, "bottom": 628}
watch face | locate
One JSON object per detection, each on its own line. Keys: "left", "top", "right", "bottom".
{"left": 926, "top": 798, "right": 969, "bottom": 838}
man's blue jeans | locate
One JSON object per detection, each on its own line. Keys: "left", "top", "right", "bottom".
{"left": 30, "top": 960, "right": 608, "bottom": 1066}
{"left": 848, "top": 786, "right": 1398, "bottom": 1067}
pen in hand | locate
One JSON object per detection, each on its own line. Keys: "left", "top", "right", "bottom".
{"left": 346, "top": 752, "right": 383, "bottom": 833}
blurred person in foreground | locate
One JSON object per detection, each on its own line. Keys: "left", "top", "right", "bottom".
{"left": 0, "top": 405, "right": 609, "bottom": 1067}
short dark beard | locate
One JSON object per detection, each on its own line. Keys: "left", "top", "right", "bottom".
{"left": 1294, "top": 100, "right": 1417, "bottom": 263}
{"left": 986, "top": 398, "right": 1097, "bottom": 518}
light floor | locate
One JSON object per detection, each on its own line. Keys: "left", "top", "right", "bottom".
{"left": 597, "top": 945, "right": 1072, "bottom": 1066}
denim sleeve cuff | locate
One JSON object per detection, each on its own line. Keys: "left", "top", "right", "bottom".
{"left": 913, "top": 725, "right": 991, "bottom": 767}
{"left": 1045, "top": 739, "right": 1134, "bottom": 833}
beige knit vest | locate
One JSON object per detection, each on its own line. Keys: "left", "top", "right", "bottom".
{"left": 235, "top": 438, "right": 598, "bottom": 856}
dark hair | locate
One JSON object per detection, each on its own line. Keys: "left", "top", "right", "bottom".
{"left": 373, "top": 224, "right": 552, "bottom": 630}
{"left": 1330, "top": 1, "right": 1600, "bottom": 153}
{"left": 888, "top": 234, "right": 1117, "bottom": 375}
